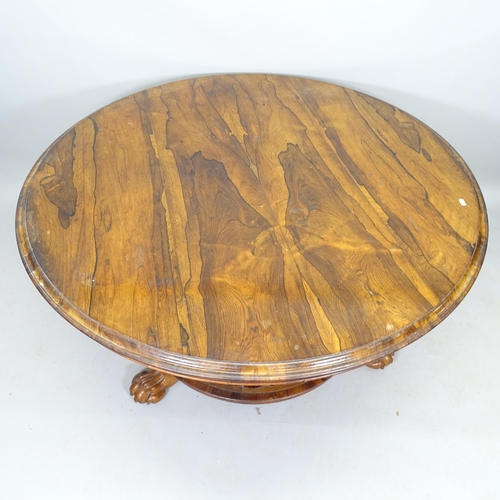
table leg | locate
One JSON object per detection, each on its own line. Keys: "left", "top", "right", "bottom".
{"left": 366, "top": 354, "right": 394, "bottom": 370}
{"left": 130, "top": 369, "right": 178, "bottom": 404}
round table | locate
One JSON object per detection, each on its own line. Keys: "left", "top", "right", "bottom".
{"left": 16, "top": 74, "right": 488, "bottom": 405}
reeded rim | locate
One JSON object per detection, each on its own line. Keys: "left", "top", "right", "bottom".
{"left": 15, "top": 75, "right": 489, "bottom": 384}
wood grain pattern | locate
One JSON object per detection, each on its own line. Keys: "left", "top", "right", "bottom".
{"left": 16, "top": 74, "right": 488, "bottom": 385}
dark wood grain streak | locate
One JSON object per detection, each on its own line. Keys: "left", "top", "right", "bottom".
{"left": 16, "top": 74, "right": 488, "bottom": 385}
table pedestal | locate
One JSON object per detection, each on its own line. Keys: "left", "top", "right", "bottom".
{"left": 129, "top": 353, "right": 394, "bottom": 405}
{"left": 181, "top": 377, "right": 331, "bottom": 404}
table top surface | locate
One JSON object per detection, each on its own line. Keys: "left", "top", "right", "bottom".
{"left": 16, "top": 74, "right": 488, "bottom": 383}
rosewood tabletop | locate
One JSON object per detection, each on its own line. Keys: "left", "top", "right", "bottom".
{"left": 16, "top": 74, "right": 488, "bottom": 404}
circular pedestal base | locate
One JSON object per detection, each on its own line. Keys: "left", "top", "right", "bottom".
{"left": 180, "top": 377, "right": 331, "bottom": 404}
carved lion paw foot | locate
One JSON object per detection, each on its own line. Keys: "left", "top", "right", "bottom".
{"left": 366, "top": 354, "right": 394, "bottom": 370}
{"left": 129, "top": 369, "right": 178, "bottom": 404}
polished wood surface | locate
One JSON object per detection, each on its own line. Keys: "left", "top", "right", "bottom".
{"left": 16, "top": 74, "right": 488, "bottom": 386}
{"left": 130, "top": 369, "right": 178, "bottom": 404}
{"left": 181, "top": 376, "right": 332, "bottom": 404}
{"left": 366, "top": 354, "right": 394, "bottom": 370}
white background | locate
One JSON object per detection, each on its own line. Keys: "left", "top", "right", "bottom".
{"left": 1, "top": 1, "right": 499, "bottom": 498}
